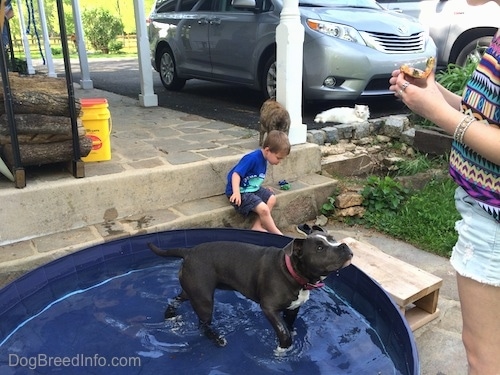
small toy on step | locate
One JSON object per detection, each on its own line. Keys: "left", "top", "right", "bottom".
{"left": 278, "top": 180, "right": 291, "bottom": 190}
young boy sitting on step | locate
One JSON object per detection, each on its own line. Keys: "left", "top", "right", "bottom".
{"left": 225, "top": 130, "right": 291, "bottom": 234}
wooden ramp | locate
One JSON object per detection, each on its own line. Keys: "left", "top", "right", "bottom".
{"left": 343, "top": 237, "right": 443, "bottom": 331}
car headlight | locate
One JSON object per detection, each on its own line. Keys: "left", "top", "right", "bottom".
{"left": 306, "top": 19, "right": 366, "bottom": 46}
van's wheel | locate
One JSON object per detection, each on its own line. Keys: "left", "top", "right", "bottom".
{"left": 159, "top": 47, "right": 186, "bottom": 91}
{"left": 261, "top": 54, "right": 276, "bottom": 100}
{"left": 453, "top": 36, "right": 492, "bottom": 67}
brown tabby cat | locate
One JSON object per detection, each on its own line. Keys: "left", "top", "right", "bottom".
{"left": 259, "top": 98, "right": 291, "bottom": 146}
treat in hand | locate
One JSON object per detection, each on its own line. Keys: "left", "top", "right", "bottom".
{"left": 400, "top": 57, "right": 436, "bottom": 79}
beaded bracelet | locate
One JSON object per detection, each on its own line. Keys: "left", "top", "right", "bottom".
{"left": 456, "top": 117, "right": 475, "bottom": 144}
{"left": 453, "top": 115, "right": 475, "bottom": 144}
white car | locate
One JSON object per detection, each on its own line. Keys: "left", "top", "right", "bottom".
{"left": 379, "top": 0, "right": 499, "bottom": 67}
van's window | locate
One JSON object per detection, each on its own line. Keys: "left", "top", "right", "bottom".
{"left": 179, "top": 0, "right": 201, "bottom": 11}
{"left": 156, "top": 0, "right": 178, "bottom": 12}
{"left": 197, "top": 0, "right": 216, "bottom": 11}
{"left": 262, "top": 0, "right": 273, "bottom": 11}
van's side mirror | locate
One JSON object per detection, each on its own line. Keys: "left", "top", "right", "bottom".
{"left": 231, "top": 0, "right": 258, "bottom": 11}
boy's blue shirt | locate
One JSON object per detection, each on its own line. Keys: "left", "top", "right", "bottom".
{"left": 225, "top": 149, "right": 267, "bottom": 195}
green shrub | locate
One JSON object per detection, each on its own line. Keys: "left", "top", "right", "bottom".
{"left": 82, "top": 8, "right": 124, "bottom": 54}
{"left": 51, "top": 47, "right": 62, "bottom": 56}
{"left": 109, "top": 40, "right": 124, "bottom": 53}
{"left": 361, "top": 176, "right": 409, "bottom": 215}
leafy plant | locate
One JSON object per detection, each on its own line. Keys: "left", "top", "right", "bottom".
{"left": 321, "top": 187, "right": 341, "bottom": 216}
{"left": 361, "top": 176, "right": 409, "bottom": 215}
{"left": 82, "top": 8, "right": 124, "bottom": 54}
{"left": 51, "top": 47, "right": 62, "bottom": 56}
{"left": 321, "top": 196, "right": 336, "bottom": 216}
{"left": 109, "top": 40, "right": 124, "bottom": 53}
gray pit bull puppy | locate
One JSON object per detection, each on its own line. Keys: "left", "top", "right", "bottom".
{"left": 148, "top": 231, "right": 353, "bottom": 352}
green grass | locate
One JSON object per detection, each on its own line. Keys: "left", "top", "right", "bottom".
{"left": 362, "top": 176, "right": 459, "bottom": 258}
{"left": 393, "top": 153, "right": 448, "bottom": 176}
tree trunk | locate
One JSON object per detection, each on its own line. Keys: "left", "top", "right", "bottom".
{"left": 1, "top": 136, "right": 92, "bottom": 166}
{"left": 0, "top": 114, "right": 86, "bottom": 144}
{"left": 0, "top": 74, "right": 81, "bottom": 116}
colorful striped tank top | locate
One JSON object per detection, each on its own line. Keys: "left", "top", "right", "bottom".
{"left": 449, "top": 31, "right": 500, "bottom": 221}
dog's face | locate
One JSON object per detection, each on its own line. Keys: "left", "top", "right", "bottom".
{"left": 287, "top": 232, "right": 353, "bottom": 277}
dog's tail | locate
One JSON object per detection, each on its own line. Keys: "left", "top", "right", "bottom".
{"left": 147, "top": 242, "right": 186, "bottom": 258}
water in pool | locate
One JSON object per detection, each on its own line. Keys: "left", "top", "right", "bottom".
{"left": 0, "top": 259, "right": 402, "bottom": 375}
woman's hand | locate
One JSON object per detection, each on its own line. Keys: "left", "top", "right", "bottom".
{"left": 389, "top": 70, "right": 446, "bottom": 124}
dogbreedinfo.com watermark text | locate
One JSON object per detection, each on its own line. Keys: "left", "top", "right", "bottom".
{"left": 8, "top": 353, "right": 141, "bottom": 370}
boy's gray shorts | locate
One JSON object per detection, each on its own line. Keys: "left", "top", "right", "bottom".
{"left": 228, "top": 187, "right": 274, "bottom": 216}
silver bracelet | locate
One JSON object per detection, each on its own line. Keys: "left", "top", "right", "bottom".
{"left": 453, "top": 115, "right": 475, "bottom": 143}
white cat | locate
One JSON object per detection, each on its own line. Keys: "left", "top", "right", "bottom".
{"left": 314, "top": 104, "right": 370, "bottom": 124}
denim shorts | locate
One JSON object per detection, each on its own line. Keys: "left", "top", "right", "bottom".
{"left": 228, "top": 187, "right": 274, "bottom": 216}
{"left": 450, "top": 187, "right": 500, "bottom": 287}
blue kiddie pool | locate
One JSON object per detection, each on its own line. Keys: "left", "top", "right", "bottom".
{"left": 0, "top": 229, "right": 419, "bottom": 374}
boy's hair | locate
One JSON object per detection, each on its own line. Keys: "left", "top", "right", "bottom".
{"left": 263, "top": 130, "right": 291, "bottom": 155}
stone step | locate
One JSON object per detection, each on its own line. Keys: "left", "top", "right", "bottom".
{"left": 0, "top": 173, "right": 338, "bottom": 286}
{"left": 0, "top": 143, "right": 322, "bottom": 246}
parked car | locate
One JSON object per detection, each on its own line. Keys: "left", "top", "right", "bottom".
{"left": 378, "top": 0, "right": 499, "bottom": 68}
{"left": 148, "top": 0, "right": 436, "bottom": 101}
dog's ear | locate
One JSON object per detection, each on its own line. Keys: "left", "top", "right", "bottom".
{"left": 285, "top": 238, "right": 304, "bottom": 257}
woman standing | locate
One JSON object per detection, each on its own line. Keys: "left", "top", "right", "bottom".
{"left": 389, "top": 4, "right": 500, "bottom": 373}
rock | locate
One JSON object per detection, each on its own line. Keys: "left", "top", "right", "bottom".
{"left": 323, "top": 127, "right": 339, "bottom": 144}
{"left": 383, "top": 115, "right": 409, "bottom": 137}
{"left": 335, "top": 206, "right": 365, "bottom": 217}
{"left": 307, "top": 130, "right": 326, "bottom": 145}
{"left": 335, "top": 192, "right": 364, "bottom": 209}
{"left": 315, "top": 214, "right": 328, "bottom": 226}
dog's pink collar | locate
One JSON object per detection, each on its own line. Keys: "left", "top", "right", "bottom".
{"left": 285, "top": 254, "right": 325, "bottom": 290}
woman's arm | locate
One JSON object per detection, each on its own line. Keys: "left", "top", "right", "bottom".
{"left": 437, "top": 82, "right": 462, "bottom": 111}
{"left": 390, "top": 71, "right": 500, "bottom": 165}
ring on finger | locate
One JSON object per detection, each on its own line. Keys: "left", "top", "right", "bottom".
{"left": 402, "top": 81, "right": 410, "bottom": 91}
{"left": 398, "top": 89, "right": 403, "bottom": 96}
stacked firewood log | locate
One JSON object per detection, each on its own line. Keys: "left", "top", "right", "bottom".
{"left": 0, "top": 73, "right": 91, "bottom": 166}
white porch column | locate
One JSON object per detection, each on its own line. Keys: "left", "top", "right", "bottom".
{"left": 71, "top": 0, "right": 93, "bottom": 89}
{"left": 15, "top": 0, "right": 34, "bottom": 74}
{"left": 36, "top": 0, "right": 56, "bottom": 77}
{"left": 275, "top": 0, "right": 306, "bottom": 145}
{"left": 133, "top": 0, "right": 158, "bottom": 107}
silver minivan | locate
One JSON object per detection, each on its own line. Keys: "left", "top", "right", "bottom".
{"left": 379, "top": 0, "right": 499, "bottom": 67}
{"left": 148, "top": 0, "right": 437, "bottom": 101}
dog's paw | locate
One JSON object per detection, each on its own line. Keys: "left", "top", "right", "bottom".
{"left": 201, "top": 323, "right": 227, "bottom": 347}
{"left": 214, "top": 336, "right": 227, "bottom": 347}
{"left": 274, "top": 345, "right": 293, "bottom": 356}
{"left": 207, "top": 332, "right": 227, "bottom": 347}
{"left": 164, "top": 308, "right": 177, "bottom": 319}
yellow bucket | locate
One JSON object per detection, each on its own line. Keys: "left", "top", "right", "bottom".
{"left": 80, "top": 98, "right": 112, "bottom": 162}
